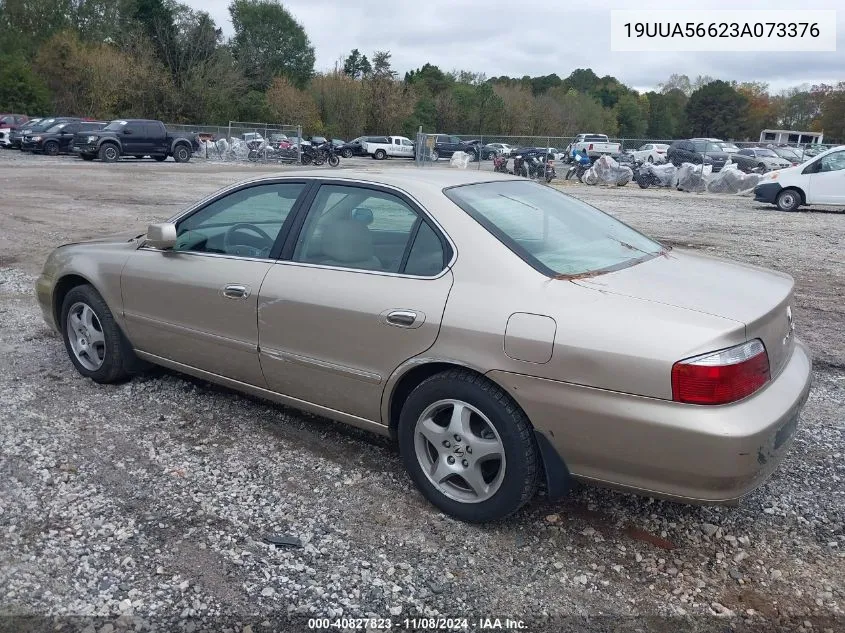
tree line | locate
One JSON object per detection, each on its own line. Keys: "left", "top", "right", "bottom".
{"left": 1, "top": 0, "right": 843, "bottom": 142}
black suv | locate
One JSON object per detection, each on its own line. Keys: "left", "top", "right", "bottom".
{"left": 667, "top": 139, "right": 729, "bottom": 172}
{"left": 21, "top": 120, "right": 107, "bottom": 155}
{"left": 72, "top": 119, "right": 199, "bottom": 162}
{"left": 337, "top": 136, "right": 388, "bottom": 158}
{"left": 12, "top": 117, "right": 80, "bottom": 150}
{"left": 430, "top": 134, "right": 480, "bottom": 160}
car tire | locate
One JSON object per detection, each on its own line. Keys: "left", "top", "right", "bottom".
{"left": 44, "top": 141, "right": 60, "bottom": 156}
{"left": 776, "top": 189, "right": 801, "bottom": 212}
{"left": 430, "top": 149, "right": 439, "bottom": 161}
{"left": 341, "top": 149, "right": 353, "bottom": 159}
{"left": 153, "top": 155, "right": 167, "bottom": 162}
{"left": 328, "top": 154, "right": 340, "bottom": 167}
{"left": 398, "top": 369, "right": 540, "bottom": 523}
{"left": 60, "top": 284, "right": 137, "bottom": 384}
{"left": 647, "top": 155, "right": 653, "bottom": 163}
{"left": 374, "top": 149, "right": 387, "bottom": 160}
{"left": 173, "top": 144, "right": 191, "bottom": 163}
{"left": 99, "top": 143, "right": 119, "bottom": 162}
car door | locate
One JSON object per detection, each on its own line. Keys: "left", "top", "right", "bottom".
{"left": 146, "top": 122, "right": 167, "bottom": 155}
{"left": 806, "top": 150, "right": 845, "bottom": 204}
{"left": 121, "top": 181, "right": 309, "bottom": 385}
{"left": 258, "top": 181, "right": 455, "bottom": 423}
{"left": 59, "top": 123, "right": 79, "bottom": 152}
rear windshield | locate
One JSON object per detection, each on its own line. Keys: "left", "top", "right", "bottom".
{"left": 445, "top": 180, "right": 664, "bottom": 277}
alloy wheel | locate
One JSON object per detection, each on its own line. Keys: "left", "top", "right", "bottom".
{"left": 66, "top": 302, "right": 106, "bottom": 371}
{"left": 413, "top": 399, "right": 506, "bottom": 503}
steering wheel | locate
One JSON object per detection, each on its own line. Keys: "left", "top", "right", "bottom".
{"left": 223, "top": 223, "right": 274, "bottom": 258}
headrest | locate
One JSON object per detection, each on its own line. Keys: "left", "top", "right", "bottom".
{"left": 320, "top": 220, "right": 374, "bottom": 263}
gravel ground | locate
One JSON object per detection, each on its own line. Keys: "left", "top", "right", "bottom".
{"left": 0, "top": 151, "right": 843, "bottom": 632}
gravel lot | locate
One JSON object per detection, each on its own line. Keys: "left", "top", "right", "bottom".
{"left": 0, "top": 151, "right": 843, "bottom": 633}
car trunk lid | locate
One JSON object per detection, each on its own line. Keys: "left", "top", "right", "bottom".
{"left": 574, "top": 250, "right": 796, "bottom": 377}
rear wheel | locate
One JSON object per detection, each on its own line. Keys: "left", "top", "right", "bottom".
{"left": 430, "top": 149, "right": 439, "bottom": 161}
{"left": 99, "top": 143, "right": 119, "bottom": 162}
{"left": 374, "top": 149, "right": 387, "bottom": 160}
{"left": 328, "top": 154, "right": 340, "bottom": 167}
{"left": 776, "top": 188, "right": 801, "bottom": 212}
{"left": 398, "top": 369, "right": 540, "bottom": 523}
{"left": 44, "top": 141, "right": 59, "bottom": 156}
{"left": 341, "top": 148, "right": 353, "bottom": 159}
{"left": 173, "top": 144, "right": 191, "bottom": 163}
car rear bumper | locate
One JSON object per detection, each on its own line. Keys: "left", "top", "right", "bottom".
{"left": 488, "top": 338, "right": 812, "bottom": 504}
{"left": 754, "top": 182, "right": 782, "bottom": 204}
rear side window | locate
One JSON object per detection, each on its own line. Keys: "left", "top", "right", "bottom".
{"left": 404, "top": 221, "right": 446, "bottom": 276}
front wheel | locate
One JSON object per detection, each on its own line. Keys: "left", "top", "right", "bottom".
{"left": 429, "top": 149, "right": 439, "bottom": 161}
{"left": 341, "top": 148, "right": 353, "bottom": 159}
{"left": 44, "top": 141, "right": 60, "bottom": 156}
{"left": 398, "top": 369, "right": 540, "bottom": 523}
{"left": 776, "top": 189, "right": 801, "bottom": 212}
{"left": 61, "top": 285, "right": 136, "bottom": 384}
{"left": 636, "top": 175, "right": 651, "bottom": 189}
{"left": 99, "top": 144, "right": 119, "bottom": 162}
{"left": 328, "top": 154, "right": 340, "bottom": 167}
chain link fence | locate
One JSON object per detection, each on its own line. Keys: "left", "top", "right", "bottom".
{"left": 164, "top": 121, "right": 303, "bottom": 162}
{"left": 414, "top": 131, "right": 833, "bottom": 170}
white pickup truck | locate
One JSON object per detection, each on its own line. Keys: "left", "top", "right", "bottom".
{"left": 564, "top": 133, "right": 622, "bottom": 162}
{"left": 362, "top": 135, "right": 415, "bottom": 159}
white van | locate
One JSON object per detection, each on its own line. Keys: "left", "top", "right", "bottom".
{"left": 753, "top": 146, "right": 845, "bottom": 211}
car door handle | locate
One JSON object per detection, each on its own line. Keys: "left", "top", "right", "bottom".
{"left": 385, "top": 310, "right": 421, "bottom": 328}
{"left": 221, "top": 284, "right": 250, "bottom": 300}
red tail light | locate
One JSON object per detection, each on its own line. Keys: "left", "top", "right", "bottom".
{"left": 671, "top": 340, "right": 770, "bottom": 405}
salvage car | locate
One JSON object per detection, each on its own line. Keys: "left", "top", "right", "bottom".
{"left": 36, "top": 170, "right": 812, "bottom": 522}
{"left": 72, "top": 119, "right": 198, "bottom": 162}
{"left": 668, "top": 139, "right": 729, "bottom": 172}
{"left": 21, "top": 120, "right": 107, "bottom": 155}
{"left": 629, "top": 143, "right": 669, "bottom": 163}
{"left": 754, "top": 145, "right": 845, "bottom": 211}
{"left": 11, "top": 117, "right": 80, "bottom": 150}
{"left": 732, "top": 148, "right": 792, "bottom": 173}
{"left": 0, "top": 113, "right": 30, "bottom": 147}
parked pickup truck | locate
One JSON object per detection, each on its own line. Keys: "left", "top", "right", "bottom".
{"left": 564, "top": 133, "right": 622, "bottom": 162}
{"left": 72, "top": 119, "right": 199, "bottom": 162}
{"left": 362, "top": 135, "right": 415, "bottom": 159}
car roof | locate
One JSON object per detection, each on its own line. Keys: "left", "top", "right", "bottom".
{"left": 222, "top": 168, "right": 520, "bottom": 198}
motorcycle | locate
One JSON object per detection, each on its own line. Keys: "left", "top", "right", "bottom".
{"left": 247, "top": 139, "right": 300, "bottom": 163}
{"left": 492, "top": 152, "right": 509, "bottom": 173}
{"left": 565, "top": 161, "right": 590, "bottom": 182}
{"left": 313, "top": 140, "right": 341, "bottom": 167}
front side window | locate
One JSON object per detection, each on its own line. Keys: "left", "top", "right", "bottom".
{"left": 104, "top": 120, "right": 126, "bottom": 131}
{"left": 292, "top": 184, "right": 444, "bottom": 275}
{"left": 445, "top": 180, "right": 663, "bottom": 277}
{"left": 174, "top": 183, "right": 305, "bottom": 258}
{"left": 820, "top": 151, "right": 845, "bottom": 172}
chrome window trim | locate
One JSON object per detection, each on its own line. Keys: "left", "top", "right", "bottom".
{"left": 270, "top": 258, "right": 453, "bottom": 281}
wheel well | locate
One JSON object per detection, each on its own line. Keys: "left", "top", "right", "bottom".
{"left": 780, "top": 186, "right": 806, "bottom": 203}
{"left": 52, "top": 274, "right": 91, "bottom": 331}
{"left": 388, "top": 362, "right": 482, "bottom": 438}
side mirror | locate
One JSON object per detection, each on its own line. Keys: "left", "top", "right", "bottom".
{"left": 145, "top": 223, "right": 177, "bottom": 249}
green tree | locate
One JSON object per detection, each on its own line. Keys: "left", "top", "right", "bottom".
{"left": 342, "top": 48, "right": 371, "bottom": 79}
{"left": 818, "top": 84, "right": 845, "bottom": 142}
{"left": 614, "top": 92, "right": 647, "bottom": 138}
{"left": 645, "top": 89, "right": 687, "bottom": 138}
{"left": 229, "top": 0, "right": 314, "bottom": 89}
{"left": 685, "top": 80, "right": 748, "bottom": 139}
{"left": 0, "top": 54, "right": 51, "bottom": 113}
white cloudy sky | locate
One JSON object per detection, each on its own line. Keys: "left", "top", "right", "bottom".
{"left": 185, "top": 0, "right": 844, "bottom": 93}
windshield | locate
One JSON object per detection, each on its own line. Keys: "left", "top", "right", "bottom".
{"left": 776, "top": 148, "right": 800, "bottom": 158}
{"left": 30, "top": 118, "right": 58, "bottom": 131}
{"left": 104, "top": 120, "right": 127, "bottom": 131}
{"left": 445, "top": 180, "right": 664, "bottom": 277}
{"left": 756, "top": 149, "right": 779, "bottom": 157}
{"left": 719, "top": 143, "right": 739, "bottom": 152}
